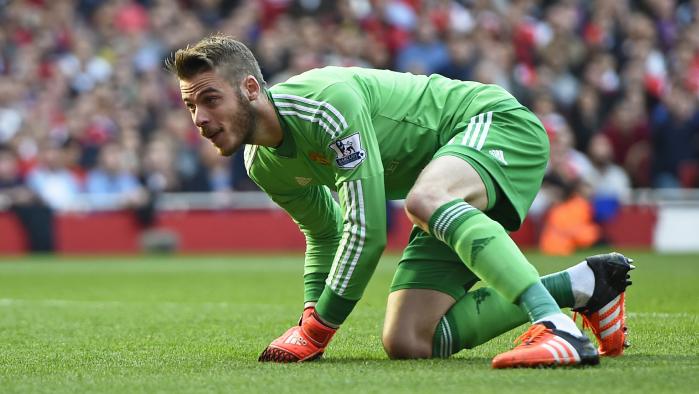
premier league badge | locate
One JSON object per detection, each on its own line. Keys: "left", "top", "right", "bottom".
{"left": 329, "top": 133, "right": 366, "bottom": 169}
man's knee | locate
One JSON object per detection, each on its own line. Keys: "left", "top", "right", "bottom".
{"left": 405, "top": 159, "right": 489, "bottom": 228}
{"left": 404, "top": 186, "right": 449, "bottom": 227}
{"left": 383, "top": 289, "right": 456, "bottom": 359}
{"left": 382, "top": 327, "right": 432, "bottom": 359}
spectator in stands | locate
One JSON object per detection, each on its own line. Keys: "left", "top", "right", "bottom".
{"left": 436, "top": 32, "right": 475, "bottom": 81}
{"left": 600, "top": 94, "right": 652, "bottom": 187}
{"left": 537, "top": 2, "right": 585, "bottom": 110}
{"left": 162, "top": 111, "right": 205, "bottom": 192}
{"left": 0, "top": 78, "right": 23, "bottom": 144}
{"left": 568, "top": 84, "right": 604, "bottom": 153}
{"left": 586, "top": 134, "right": 632, "bottom": 203}
{"left": 57, "top": 34, "right": 113, "bottom": 95}
{"left": 0, "top": 145, "right": 54, "bottom": 252}
{"left": 650, "top": 84, "right": 699, "bottom": 188}
{"left": 540, "top": 102, "right": 602, "bottom": 255}
{"left": 141, "top": 134, "right": 180, "bottom": 193}
{"left": 0, "top": 146, "right": 31, "bottom": 207}
{"left": 199, "top": 142, "right": 233, "bottom": 192}
{"left": 363, "top": 38, "right": 392, "bottom": 69}
{"left": 256, "top": 29, "right": 290, "bottom": 82}
{"left": 583, "top": 52, "right": 621, "bottom": 98}
{"left": 530, "top": 114, "right": 596, "bottom": 240}
{"left": 396, "top": 15, "right": 449, "bottom": 75}
{"left": 25, "top": 141, "right": 81, "bottom": 211}
{"left": 538, "top": 172, "right": 601, "bottom": 256}
{"left": 1, "top": 0, "right": 698, "bottom": 222}
{"left": 85, "top": 142, "right": 147, "bottom": 210}
{"left": 547, "top": 115, "right": 594, "bottom": 184}
{"left": 586, "top": 133, "right": 633, "bottom": 224}
{"left": 63, "top": 138, "right": 88, "bottom": 183}
{"left": 327, "top": 26, "right": 372, "bottom": 68}
{"left": 179, "top": 141, "right": 233, "bottom": 193}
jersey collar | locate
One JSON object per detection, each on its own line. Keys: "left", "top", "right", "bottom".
{"left": 267, "top": 90, "right": 296, "bottom": 158}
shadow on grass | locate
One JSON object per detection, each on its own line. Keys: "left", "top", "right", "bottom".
{"left": 304, "top": 356, "right": 492, "bottom": 365}
{"left": 252, "top": 354, "right": 699, "bottom": 369}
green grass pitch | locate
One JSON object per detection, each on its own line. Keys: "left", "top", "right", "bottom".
{"left": 0, "top": 251, "right": 697, "bottom": 393}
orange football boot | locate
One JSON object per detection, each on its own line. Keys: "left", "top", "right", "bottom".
{"left": 573, "top": 252, "right": 635, "bottom": 356}
{"left": 492, "top": 322, "right": 599, "bottom": 368}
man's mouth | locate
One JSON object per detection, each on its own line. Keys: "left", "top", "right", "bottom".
{"left": 204, "top": 128, "right": 223, "bottom": 140}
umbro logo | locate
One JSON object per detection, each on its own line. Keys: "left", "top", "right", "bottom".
{"left": 284, "top": 332, "right": 308, "bottom": 346}
{"left": 489, "top": 149, "right": 508, "bottom": 165}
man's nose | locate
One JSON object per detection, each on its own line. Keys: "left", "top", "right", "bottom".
{"left": 194, "top": 108, "right": 209, "bottom": 128}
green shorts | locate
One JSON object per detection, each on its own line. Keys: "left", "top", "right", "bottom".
{"left": 390, "top": 106, "right": 550, "bottom": 299}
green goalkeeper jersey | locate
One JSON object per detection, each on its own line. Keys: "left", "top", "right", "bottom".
{"left": 244, "top": 66, "right": 524, "bottom": 325}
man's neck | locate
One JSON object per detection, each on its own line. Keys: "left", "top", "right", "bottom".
{"left": 252, "top": 93, "right": 284, "bottom": 148}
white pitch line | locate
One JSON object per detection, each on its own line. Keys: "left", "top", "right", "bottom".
{"left": 0, "top": 299, "right": 697, "bottom": 319}
{"left": 0, "top": 298, "right": 274, "bottom": 309}
{"left": 627, "top": 312, "right": 696, "bottom": 319}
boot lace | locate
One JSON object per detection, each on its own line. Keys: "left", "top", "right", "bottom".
{"left": 513, "top": 323, "right": 551, "bottom": 346}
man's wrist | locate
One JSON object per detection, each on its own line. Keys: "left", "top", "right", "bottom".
{"left": 314, "top": 285, "right": 358, "bottom": 326}
{"left": 313, "top": 310, "right": 339, "bottom": 329}
{"left": 304, "top": 272, "right": 326, "bottom": 302}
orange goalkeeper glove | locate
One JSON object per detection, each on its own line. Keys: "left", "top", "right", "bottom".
{"left": 298, "top": 306, "right": 315, "bottom": 325}
{"left": 258, "top": 310, "right": 337, "bottom": 362}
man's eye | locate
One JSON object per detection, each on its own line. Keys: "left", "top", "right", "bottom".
{"left": 205, "top": 97, "right": 219, "bottom": 105}
{"left": 186, "top": 104, "right": 196, "bottom": 112}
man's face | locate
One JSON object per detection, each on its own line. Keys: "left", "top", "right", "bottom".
{"left": 179, "top": 70, "right": 256, "bottom": 156}
{"left": 0, "top": 151, "right": 18, "bottom": 181}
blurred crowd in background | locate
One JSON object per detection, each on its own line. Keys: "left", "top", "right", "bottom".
{"left": 1, "top": 0, "right": 699, "bottom": 253}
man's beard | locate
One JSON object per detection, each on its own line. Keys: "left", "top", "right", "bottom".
{"left": 237, "top": 90, "right": 256, "bottom": 145}
{"left": 220, "top": 91, "right": 257, "bottom": 156}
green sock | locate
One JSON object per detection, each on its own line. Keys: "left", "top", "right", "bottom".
{"left": 518, "top": 281, "right": 561, "bottom": 322}
{"left": 432, "top": 271, "right": 574, "bottom": 357}
{"left": 428, "top": 199, "right": 540, "bottom": 302}
{"left": 541, "top": 271, "right": 574, "bottom": 308}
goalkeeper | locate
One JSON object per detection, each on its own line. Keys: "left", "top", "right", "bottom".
{"left": 166, "top": 35, "right": 634, "bottom": 368}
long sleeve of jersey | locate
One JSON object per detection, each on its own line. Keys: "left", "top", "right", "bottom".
{"left": 248, "top": 80, "right": 388, "bottom": 326}
{"left": 308, "top": 83, "right": 388, "bottom": 326}
{"left": 264, "top": 171, "right": 387, "bottom": 326}
{"left": 316, "top": 173, "right": 386, "bottom": 325}
{"left": 265, "top": 185, "right": 343, "bottom": 304}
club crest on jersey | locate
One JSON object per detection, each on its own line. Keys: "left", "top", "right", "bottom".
{"left": 308, "top": 151, "right": 330, "bottom": 166}
{"left": 329, "top": 133, "right": 366, "bottom": 169}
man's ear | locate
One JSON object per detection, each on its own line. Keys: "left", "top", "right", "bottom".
{"left": 242, "top": 75, "right": 260, "bottom": 101}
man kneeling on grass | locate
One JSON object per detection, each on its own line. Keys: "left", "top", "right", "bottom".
{"left": 166, "top": 34, "right": 634, "bottom": 367}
